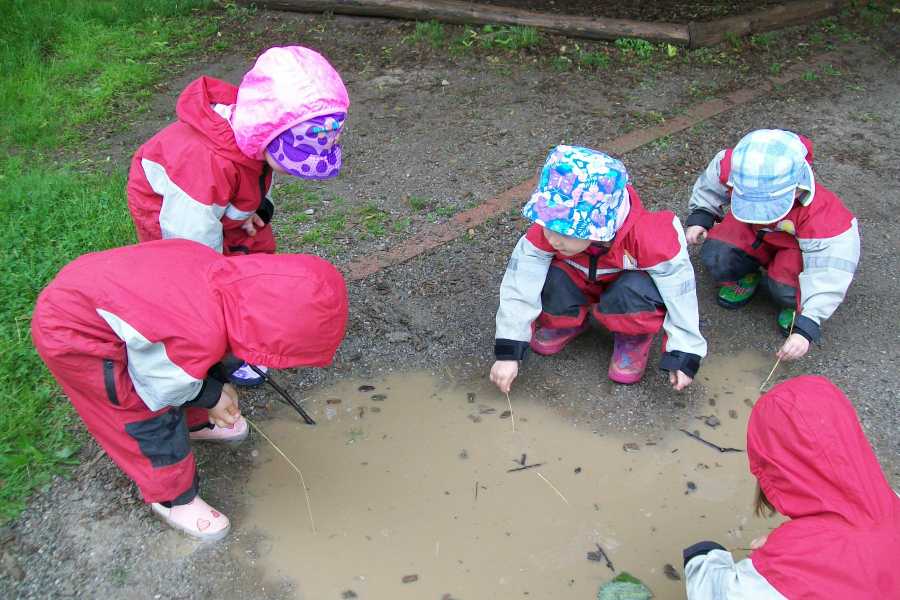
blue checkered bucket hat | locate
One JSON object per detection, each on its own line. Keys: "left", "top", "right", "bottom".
{"left": 729, "top": 129, "right": 814, "bottom": 224}
{"left": 522, "top": 145, "right": 630, "bottom": 242}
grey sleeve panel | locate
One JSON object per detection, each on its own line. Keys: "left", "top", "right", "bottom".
{"left": 96, "top": 308, "right": 203, "bottom": 412}
{"left": 688, "top": 150, "right": 729, "bottom": 222}
{"left": 685, "top": 551, "right": 788, "bottom": 600}
{"left": 797, "top": 219, "right": 860, "bottom": 326}
{"left": 142, "top": 158, "right": 227, "bottom": 253}
{"left": 644, "top": 217, "right": 708, "bottom": 359}
{"left": 495, "top": 236, "right": 554, "bottom": 343}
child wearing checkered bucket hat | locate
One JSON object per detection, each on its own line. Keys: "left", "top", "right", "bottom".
{"left": 127, "top": 45, "right": 349, "bottom": 392}
{"left": 490, "top": 146, "right": 707, "bottom": 393}
{"left": 685, "top": 129, "right": 860, "bottom": 361}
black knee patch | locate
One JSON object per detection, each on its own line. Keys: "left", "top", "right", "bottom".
{"left": 541, "top": 266, "right": 588, "bottom": 317}
{"left": 764, "top": 276, "right": 797, "bottom": 308}
{"left": 598, "top": 271, "right": 663, "bottom": 315}
{"left": 700, "top": 239, "right": 760, "bottom": 282}
{"left": 125, "top": 408, "right": 191, "bottom": 468}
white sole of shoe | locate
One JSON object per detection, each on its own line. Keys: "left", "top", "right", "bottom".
{"left": 150, "top": 504, "right": 231, "bottom": 543}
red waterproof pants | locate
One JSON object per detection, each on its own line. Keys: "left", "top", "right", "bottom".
{"left": 700, "top": 212, "right": 802, "bottom": 308}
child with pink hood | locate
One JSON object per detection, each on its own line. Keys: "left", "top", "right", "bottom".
{"left": 127, "top": 45, "right": 349, "bottom": 392}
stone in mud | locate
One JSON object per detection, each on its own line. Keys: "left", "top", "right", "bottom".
{"left": 358, "top": 385, "right": 375, "bottom": 392}
{"left": 458, "top": 449, "right": 468, "bottom": 459}
{"left": 478, "top": 406, "right": 497, "bottom": 414}
{"left": 622, "top": 442, "right": 640, "bottom": 452}
{"left": 663, "top": 563, "right": 681, "bottom": 580}
{"left": 500, "top": 410, "right": 511, "bottom": 418}
{"left": 371, "top": 394, "right": 387, "bottom": 401}
{"left": 704, "top": 415, "right": 721, "bottom": 428}
{"left": 341, "top": 591, "right": 358, "bottom": 599}
{"left": 686, "top": 481, "right": 697, "bottom": 494}
{"left": 402, "top": 574, "right": 419, "bottom": 584}
{"left": 467, "top": 392, "right": 476, "bottom": 403}
{"left": 326, "top": 398, "right": 342, "bottom": 405}
{"left": 729, "top": 409, "right": 738, "bottom": 419}
{"left": 575, "top": 467, "right": 582, "bottom": 474}
{"left": 744, "top": 398, "right": 754, "bottom": 407}
{"left": 708, "top": 398, "right": 716, "bottom": 406}
{"left": 598, "top": 572, "right": 652, "bottom": 600}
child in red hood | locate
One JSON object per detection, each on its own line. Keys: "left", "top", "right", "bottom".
{"left": 683, "top": 376, "right": 900, "bottom": 599}
{"left": 126, "top": 45, "right": 349, "bottom": 388}
{"left": 31, "top": 239, "right": 348, "bottom": 542}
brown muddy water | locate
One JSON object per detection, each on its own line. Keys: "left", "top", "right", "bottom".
{"left": 237, "top": 351, "right": 779, "bottom": 599}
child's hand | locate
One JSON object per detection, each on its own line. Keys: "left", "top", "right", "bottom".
{"left": 669, "top": 370, "right": 693, "bottom": 391}
{"left": 241, "top": 214, "right": 266, "bottom": 237}
{"left": 776, "top": 333, "right": 810, "bottom": 361}
{"left": 209, "top": 383, "right": 241, "bottom": 428}
{"left": 490, "top": 360, "right": 519, "bottom": 394}
{"left": 685, "top": 225, "right": 708, "bottom": 245}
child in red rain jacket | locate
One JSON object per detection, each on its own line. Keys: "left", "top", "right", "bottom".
{"left": 490, "top": 146, "right": 707, "bottom": 393}
{"left": 685, "top": 129, "right": 859, "bottom": 361}
{"left": 127, "top": 45, "right": 349, "bottom": 387}
{"left": 684, "top": 376, "right": 900, "bottom": 599}
{"left": 32, "top": 239, "right": 348, "bottom": 542}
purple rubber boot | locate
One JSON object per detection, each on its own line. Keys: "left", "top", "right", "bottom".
{"left": 530, "top": 323, "right": 589, "bottom": 356}
{"left": 608, "top": 333, "right": 655, "bottom": 384}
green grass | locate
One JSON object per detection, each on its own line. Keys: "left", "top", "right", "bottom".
{"left": 403, "top": 20, "right": 445, "bottom": 48}
{"left": 614, "top": 37, "right": 655, "bottom": 60}
{"left": 0, "top": 0, "right": 220, "bottom": 522}
{"left": 451, "top": 24, "right": 542, "bottom": 53}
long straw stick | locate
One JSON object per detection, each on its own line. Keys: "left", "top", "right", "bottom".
{"left": 535, "top": 471, "right": 569, "bottom": 505}
{"left": 759, "top": 311, "right": 796, "bottom": 392}
{"left": 246, "top": 417, "right": 317, "bottom": 534}
{"left": 505, "top": 391, "right": 516, "bottom": 432}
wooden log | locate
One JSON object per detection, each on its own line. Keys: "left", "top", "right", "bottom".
{"left": 252, "top": 0, "right": 692, "bottom": 45}
{"left": 688, "top": 0, "right": 850, "bottom": 48}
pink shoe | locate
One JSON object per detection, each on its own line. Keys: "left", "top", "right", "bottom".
{"left": 608, "top": 333, "right": 655, "bottom": 384}
{"left": 530, "top": 323, "right": 589, "bottom": 355}
{"left": 151, "top": 496, "right": 231, "bottom": 542}
{"left": 189, "top": 416, "right": 249, "bottom": 444}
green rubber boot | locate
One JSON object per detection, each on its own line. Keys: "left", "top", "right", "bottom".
{"left": 717, "top": 272, "right": 761, "bottom": 309}
{"left": 777, "top": 308, "right": 796, "bottom": 337}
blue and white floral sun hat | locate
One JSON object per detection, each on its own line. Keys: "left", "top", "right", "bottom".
{"left": 729, "top": 129, "right": 814, "bottom": 224}
{"left": 522, "top": 145, "right": 630, "bottom": 242}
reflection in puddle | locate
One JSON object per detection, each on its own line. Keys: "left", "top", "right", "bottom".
{"left": 241, "top": 351, "right": 776, "bottom": 599}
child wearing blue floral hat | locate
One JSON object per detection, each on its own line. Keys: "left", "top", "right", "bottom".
{"left": 490, "top": 146, "right": 707, "bottom": 393}
{"left": 685, "top": 129, "right": 860, "bottom": 361}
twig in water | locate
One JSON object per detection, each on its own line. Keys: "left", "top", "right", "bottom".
{"left": 246, "top": 417, "right": 317, "bottom": 534}
{"left": 679, "top": 428, "right": 743, "bottom": 453}
{"left": 586, "top": 543, "right": 615, "bottom": 572}
{"left": 474, "top": 480, "right": 478, "bottom": 501}
{"left": 505, "top": 391, "right": 516, "bottom": 432}
{"left": 507, "top": 462, "right": 544, "bottom": 473}
{"left": 535, "top": 471, "right": 569, "bottom": 505}
{"left": 759, "top": 310, "right": 795, "bottom": 392}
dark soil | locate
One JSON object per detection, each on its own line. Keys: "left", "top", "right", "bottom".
{"left": 475, "top": 0, "right": 785, "bottom": 22}
{"left": 4, "top": 5, "right": 899, "bottom": 599}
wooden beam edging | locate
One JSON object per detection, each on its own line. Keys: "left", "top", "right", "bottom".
{"left": 341, "top": 47, "right": 844, "bottom": 282}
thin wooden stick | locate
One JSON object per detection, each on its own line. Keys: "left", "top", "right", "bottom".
{"left": 759, "top": 311, "right": 796, "bottom": 392}
{"left": 535, "top": 471, "right": 569, "bottom": 505}
{"left": 505, "top": 391, "right": 516, "bottom": 432}
{"left": 246, "top": 417, "right": 317, "bottom": 534}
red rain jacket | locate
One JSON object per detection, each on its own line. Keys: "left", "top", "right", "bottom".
{"left": 127, "top": 77, "right": 274, "bottom": 255}
{"left": 748, "top": 375, "right": 900, "bottom": 598}
{"left": 32, "top": 239, "right": 347, "bottom": 412}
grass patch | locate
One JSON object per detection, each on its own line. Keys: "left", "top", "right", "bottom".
{"left": 577, "top": 50, "right": 611, "bottom": 69}
{"left": 404, "top": 20, "right": 445, "bottom": 48}
{"left": 614, "top": 37, "right": 655, "bottom": 60}
{"left": 408, "top": 195, "right": 431, "bottom": 211}
{"left": 451, "top": 24, "right": 542, "bottom": 53}
{"left": 0, "top": 0, "right": 221, "bottom": 522}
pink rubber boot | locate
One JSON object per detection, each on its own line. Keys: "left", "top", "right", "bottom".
{"left": 530, "top": 323, "right": 589, "bottom": 356}
{"left": 151, "top": 496, "right": 231, "bottom": 542}
{"left": 608, "top": 333, "right": 655, "bottom": 384}
{"left": 189, "top": 416, "right": 249, "bottom": 444}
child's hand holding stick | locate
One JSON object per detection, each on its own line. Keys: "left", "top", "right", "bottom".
{"left": 490, "top": 360, "right": 518, "bottom": 394}
{"left": 210, "top": 383, "right": 241, "bottom": 428}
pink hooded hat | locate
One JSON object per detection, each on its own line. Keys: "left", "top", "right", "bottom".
{"left": 230, "top": 46, "right": 350, "bottom": 161}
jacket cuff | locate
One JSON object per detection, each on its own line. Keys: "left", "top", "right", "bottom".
{"left": 186, "top": 377, "right": 224, "bottom": 410}
{"left": 495, "top": 339, "right": 530, "bottom": 361}
{"left": 256, "top": 197, "right": 275, "bottom": 224}
{"left": 683, "top": 541, "right": 726, "bottom": 567}
{"left": 793, "top": 315, "right": 820, "bottom": 343}
{"left": 660, "top": 351, "right": 701, "bottom": 378}
{"left": 685, "top": 210, "right": 717, "bottom": 231}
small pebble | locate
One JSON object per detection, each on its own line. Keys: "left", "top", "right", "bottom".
{"left": 358, "top": 385, "right": 375, "bottom": 392}
{"left": 341, "top": 591, "right": 357, "bottom": 599}
{"left": 705, "top": 415, "right": 721, "bottom": 428}
{"left": 458, "top": 449, "right": 468, "bottom": 459}
{"left": 371, "top": 394, "right": 387, "bottom": 402}
{"left": 622, "top": 442, "right": 640, "bottom": 452}
{"left": 500, "top": 410, "right": 511, "bottom": 419}
{"left": 574, "top": 467, "right": 582, "bottom": 474}
{"left": 326, "top": 398, "right": 341, "bottom": 405}
{"left": 664, "top": 563, "right": 681, "bottom": 580}
{"left": 466, "top": 392, "right": 476, "bottom": 403}
{"left": 729, "top": 409, "right": 738, "bottom": 419}
{"left": 402, "top": 574, "right": 419, "bottom": 584}
{"left": 686, "top": 481, "right": 697, "bottom": 493}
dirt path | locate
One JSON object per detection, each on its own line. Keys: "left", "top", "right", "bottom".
{"left": 4, "top": 8, "right": 898, "bottom": 600}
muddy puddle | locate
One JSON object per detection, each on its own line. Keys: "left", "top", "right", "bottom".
{"left": 238, "top": 351, "right": 780, "bottom": 599}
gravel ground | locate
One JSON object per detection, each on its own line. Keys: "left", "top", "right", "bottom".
{"left": 3, "top": 7, "right": 898, "bottom": 600}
